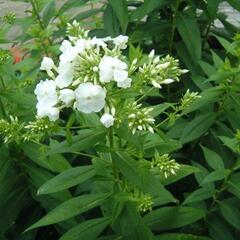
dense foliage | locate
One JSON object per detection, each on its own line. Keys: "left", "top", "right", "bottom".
{"left": 0, "top": 0, "right": 240, "bottom": 239}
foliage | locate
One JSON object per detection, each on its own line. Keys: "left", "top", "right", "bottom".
{"left": 0, "top": 0, "right": 240, "bottom": 239}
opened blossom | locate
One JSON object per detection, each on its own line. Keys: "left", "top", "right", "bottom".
{"left": 59, "top": 89, "right": 75, "bottom": 105}
{"left": 55, "top": 62, "right": 74, "bottom": 88}
{"left": 34, "top": 80, "right": 59, "bottom": 121}
{"left": 113, "top": 35, "right": 128, "bottom": 49}
{"left": 99, "top": 56, "right": 128, "bottom": 83}
{"left": 74, "top": 82, "right": 106, "bottom": 113}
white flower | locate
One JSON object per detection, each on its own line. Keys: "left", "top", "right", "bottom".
{"left": 113, "top": 35, "right": 128, "bottom": 49}
{"left": 75, "top": 39, "right": 89, "bottom": 52}
{"left": 55, "top": 62, "right": 74, "bottom": 88}
{"left": 100, "top": 113, "right": 114, "bottom": 128}
{"left": 59, "top": 89, "right": 75, "bottom": 105}
{"left": 34, "top": 79, "right": 58, "bottom": 107}
{"left": 36, "top": 104, "right": 59, "bottom": 121}
{"left": 34, "top": 79, "right": 59, "bottom": 121}
{"left": 99, "top": 56, "right": 128, "bottom": 83}
{"left": 75, "top": 82, "right": 106, "bottom": 113}
{"left": 59, "top": 40, "right": 78, "bottom": 63}
{"left": 117, "top": 77, "right": 132, "bottom": 89}
{"left": 60, "top": 40, "right": 72, "bottom": 53}
{"left": 90, "top": 37, "right": 107, "bottom": 48}
{"left": 40, "top": 57, "right": 54, "bottom": 71}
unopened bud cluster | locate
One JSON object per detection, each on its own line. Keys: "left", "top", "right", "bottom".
{"left": 136, "top": 193, "right": 153, "bottom": 213}
{"left": 0, "top": 49, "right": 12, "bottom": 64}
{"left": 1, "top": 12, "right": 16, "bottom": 24}
{"left": 176, "top": 89, "right": 201, "bottom": 113}
{"left": 0, "top": 116, "right": 22, "bottom": 143}
{"left": 151, "top": 152, "right": 180, "bottom": 179}
{"left": 139, "top": 52, "right": 188, "bottom": 89}
{"left": 0, "top": 116, "right": 57, "bottom": 143}
{"left": 128, "top": 102, "right": 154, "bottom": 134}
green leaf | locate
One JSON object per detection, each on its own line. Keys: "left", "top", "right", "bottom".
{"left": 227, "top": 0, "right": 240, "bottom": 11}
{"left": 42, "top": 0, "right": 55, "bottom": 27}
{"left": 176, "top": 13, "right": 202, "bottom": 60}
{"left": 156, "top": 233, "right": 212, "bottom": 240}
{"left": 47, "top": 129, "right": 105, "bottom": 155}
{"left": 226, "top": 172, "right": 240, "bottom": 199}
{"left": 59, "top": 217, "right": 111, "bottom": 240}
{"left": 199, "top": 60, "right": 216, "bottom": 77}
{"left": 219, "top": 136, "right": 238, "bottom": 153}
{"left": 71, "top": 9, "right": 102, "bottom": 22}
{"left": 180, "top": 113, "right": 215, "bottom": 144}
{"left": 144, "top": 206, "right": 206, "bottom": 231}
{"left": 208, "top": 215, "right": 234, "bottom": 240}
{"left": 57, "top": 0, "right": 89, "bottom": 15}
{"left": 201, "top": 170, "right": 230, "bottom": 184}
{"left": 103, "top": 5, "right": 121, "bottom": 36}
{"left": 183, "top": 188, "right": 215, "bottom": 205}
{"left": 115, "top": 203, "right": 155, "bottom": 240}
{"left": 26, "top": 193, "right": 110, "bottom": 231}
{"left": 38, "top": 166, "right": 95, "bottom": 195}
{"left": 218, "top": 201, "right": 240, "bottom": 230}
{"left": 109, "top": 0, "right": 128, "bottom": 33}
{"left": 130, "top": 0, "right": 167, "bottom": 20}
{"left": 143, "top": 133, "right": 182, "bottom": 157}
{"left": 21, "top": 142, "right": 71, "bottom": 173}
{"left": 211, "top": 50, "right": 224, "bottom": 68}
{"left": 214, "top": 35, "right": 236, "bottom": 55}
{"left": 113, "top": 152, "right": 175, "bottom": 202}
{"left": 201, "top": 146, "right": 225, "bottom": 170}
{"left": 151, "top": 103, "right": 172, "bottom": 117}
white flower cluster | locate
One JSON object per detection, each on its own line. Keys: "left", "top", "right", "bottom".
{"left": 34, "top": 21, "right": 186, "bottom": 133}
{"left": 35, "top": 23, "right": 130, "bottom": 127}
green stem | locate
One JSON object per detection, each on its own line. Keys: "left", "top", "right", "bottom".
{"left": 109, "top": 127, "right": 119, "bottom": 183}
{"left": 29, "top": 0, "right": 52, "bottom": 55}
{"left": 203, "top": 23, "right": 211, "bottom": 50}
{"left": 168, "top": 0, "right": 180, "bottom": 54}
{"left": 30, "top": 0, "right": 45, "bottom": 29}
{"left": 0, "top": 76, "right": 6, "bottom": 117}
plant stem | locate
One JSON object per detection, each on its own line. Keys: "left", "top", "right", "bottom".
{"left": 30, "top": 0, "right": 44, "bottom": 29}
{"left": 203, "top": 23, "right": 211, "bottom": 50}
{"left": 109, "top": 127, "right": 119, "bottom": 183}
{"left": 168, "top": 0, "right": 180, "bottom": 54}
{"left": 0, "top": 76, "right": 6, "bottom": 117}
{"left": 29, "top": 0, "right": 52, "bottom": 55}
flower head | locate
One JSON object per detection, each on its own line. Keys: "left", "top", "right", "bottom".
{"left": 99, "top": 56, "right": 128, "bottom": 83}
{"left": 151, "top": 152, "right": 180, "bottom": 178}
{"left": 59, "top": 89, "right": 75, "bottom": 105}
{"left": 74, "top": 82, "right": 106, "bottom": 113}
{"left": 113, "top": 35, "right": 128, "bottom": 49}
{"left": 34, "top": 80, "right": 59, "bottom": 121}
{"left": 55, "top": 62, "right": 74, "bottom": 88}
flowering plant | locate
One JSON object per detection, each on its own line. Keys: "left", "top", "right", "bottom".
{"left": 0, "top": 21, "right": 201, "bottom": 239}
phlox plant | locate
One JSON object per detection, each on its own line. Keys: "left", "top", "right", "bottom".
{"left": 0, "top": 21, "right": 202, "bottom": 239}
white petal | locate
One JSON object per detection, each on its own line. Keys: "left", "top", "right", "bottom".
{"left": 113, "top": 69, "right": 128, "bottom": 82}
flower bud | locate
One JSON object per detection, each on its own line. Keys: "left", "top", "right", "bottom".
{"left": 100, "top": 113, "right": 114, "bottom": 128}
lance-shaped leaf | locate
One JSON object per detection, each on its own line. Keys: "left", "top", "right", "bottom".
{"left": 38, "top": 165, "right": 95, "bottom": 195}
{"left": 26, "top": 193, "right": 111, "bottom": 231}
